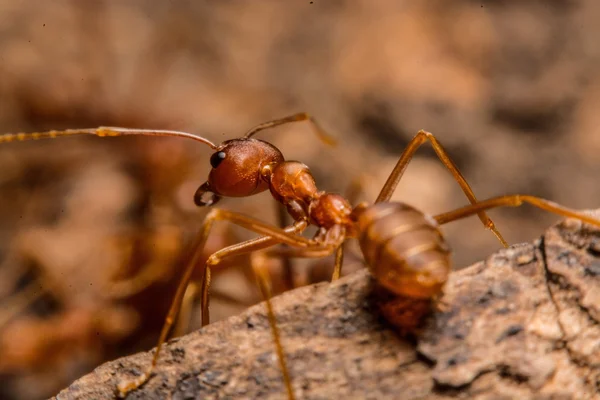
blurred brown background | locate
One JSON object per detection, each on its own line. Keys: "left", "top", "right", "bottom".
{"left": 0, "top": 1, "right": 599, "bottom": 399}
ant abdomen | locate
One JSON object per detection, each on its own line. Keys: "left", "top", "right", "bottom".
{"left": 356, "top": 202, "right": 451, "bottom": 300}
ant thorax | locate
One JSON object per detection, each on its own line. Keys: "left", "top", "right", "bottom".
{"left": 263, "top": 160, "right": 317, "bottom": 206}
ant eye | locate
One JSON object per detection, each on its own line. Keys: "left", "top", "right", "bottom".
{"left": 210, "top": 151, "right": 226, "bottom": 168}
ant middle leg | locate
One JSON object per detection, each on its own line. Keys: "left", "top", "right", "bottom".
{"left": 251, "top": 251, "right": 296, "bottom": 400}
{"left": 375, "top": 130, "right": 508, "bottom": 247}
{"left": 171, "top": 282, "right": 199, "bottom": 338}
{"left": 200, "top": 220, "right": 310, "bottom": 326}
{"left": 197, "top": 226, "right": 345, "bottom": 400}
{"left": 260, "top": 244, "right": 347, "bottom": 282}
{"left": 433, "top": 194, "right": 600, "bottom": 229}
{"left": 198, "top": 230, "right": 342, "bottom": 400}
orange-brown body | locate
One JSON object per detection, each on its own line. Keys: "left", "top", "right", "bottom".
{"left": 195, "top": 135, "right": 451, "bottom": 310}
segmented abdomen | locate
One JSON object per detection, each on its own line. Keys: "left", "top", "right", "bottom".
{"left": 357, "top": 202, "right": 451, "bottom": 299}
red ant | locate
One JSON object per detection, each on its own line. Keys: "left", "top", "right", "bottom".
{"left": 3, "top": 113, "right": 600, "bottom": 400}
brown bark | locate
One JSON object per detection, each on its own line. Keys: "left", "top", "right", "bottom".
{"left": 54, "top": 214, "right": 600, "bottom": 400}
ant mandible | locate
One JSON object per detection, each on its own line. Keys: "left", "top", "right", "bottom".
{"left": 3, "top": 113, "right": 600, "bottom": 400}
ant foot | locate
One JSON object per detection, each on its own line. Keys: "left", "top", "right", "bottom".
{"left": 117, "top": 370, "right": 151, "bottom": 398}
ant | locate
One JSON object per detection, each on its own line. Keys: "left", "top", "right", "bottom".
{"left": 2, "top": 113, "right": 600, "bottom": 400}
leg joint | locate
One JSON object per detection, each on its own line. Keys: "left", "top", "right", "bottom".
{"left": 207, "top": 255, "right": 220, "bottom": 266}
{"left": 206, "top": 208, "right": 222, "bottom": 220}
{"left": 416, "top": 129, "right": 433, "bottom": 138}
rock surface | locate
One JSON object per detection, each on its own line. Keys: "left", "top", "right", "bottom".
{"left": 55, "top": 215, "right": 600, "bottom": 400}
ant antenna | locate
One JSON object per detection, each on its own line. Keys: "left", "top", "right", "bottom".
{"left": 243, "top": 112, "right": 337, "bottom": 146}
{"left": 0, "top": 127, "right": 218, "bottom": 149}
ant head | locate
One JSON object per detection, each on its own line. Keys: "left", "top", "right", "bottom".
{"left": 194, "top": 138, "right": 284, "bottom": 206}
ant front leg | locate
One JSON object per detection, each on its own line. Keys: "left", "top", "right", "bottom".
{"left": 376, "top": 130, "right": 508, "bottom": 247}
{"left": 434, "top": 195, "right": 600, "bottom": 230}
{"left": 117, "top": 209, "right": 310, "bottom": 397}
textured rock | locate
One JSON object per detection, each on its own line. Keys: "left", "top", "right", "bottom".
{"left": 55, "top": 214, "right": 600, "bottom": 400}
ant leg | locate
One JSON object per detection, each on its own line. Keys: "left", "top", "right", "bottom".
{"left": 243, "top": 112, "right": 337, "bottom": 146}
{"left": 202, "top": 220, "right": 341, "bottom": 326}
{"left": 265, "top": 243, "right": 364, "bottom": 266}
{"left": 259, "top": 245, "right": 344, "bottom": 281}
{"left": 251, "top": 252, "right": 296, "bottom": 400}
{"left": 375, "top": 130, "right": 508, "bottom": 247}
{"left": 313, "top": 174, "right": 367, "bottom": 282}
{"left": 171, "top": 282, "right": 199, "bottom": 339}
{"left": 434, "top": 195, "right": 600, "bottom": 229}
{"left": 331, "top": 246, "right": 344, "bottom": 281}
{"left": 171, "top": 284, "right": 250, "bottom": 339}
{"left": 117, "top": 210, "right": 309, "bottom": 396}
{"left": 329, "top": 175, "right": 369, "bottom": 281}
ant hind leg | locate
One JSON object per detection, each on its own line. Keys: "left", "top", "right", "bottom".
{"left": 375, "top": 130, "right": 508, "bottom": 247}
{"left": 434, "top": 194, "right": 600, "bottom": 230}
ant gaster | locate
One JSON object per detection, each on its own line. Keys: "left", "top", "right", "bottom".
{"left": 3, "top": 113, "right": 600, "bottom": 400}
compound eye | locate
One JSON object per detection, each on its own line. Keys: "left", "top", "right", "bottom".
{"left": 210, "top": 151, "right": 226, "bottom": 168}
